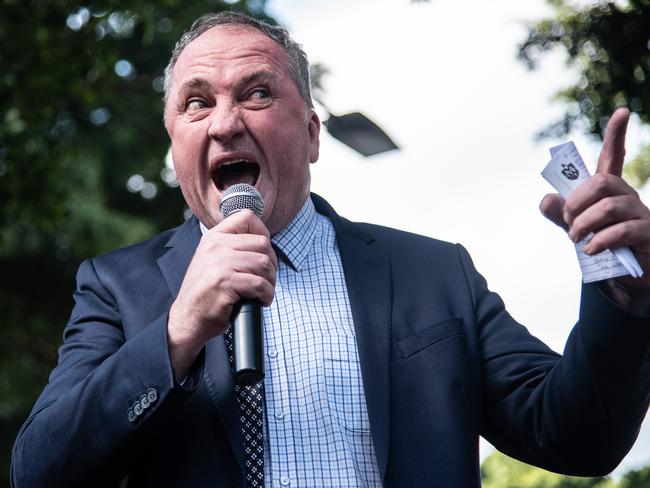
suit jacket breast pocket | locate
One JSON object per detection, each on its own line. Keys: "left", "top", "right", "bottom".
{"left": 396, "top": 317, "right": 464, "bottom": 359}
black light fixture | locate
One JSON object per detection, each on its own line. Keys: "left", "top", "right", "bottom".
{"left": 317, "top": 99, "right": 399, "bottom": 157}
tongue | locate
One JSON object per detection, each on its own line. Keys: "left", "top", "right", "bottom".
{"left": 218, "top": 163, "right": 259, "bottom": 190}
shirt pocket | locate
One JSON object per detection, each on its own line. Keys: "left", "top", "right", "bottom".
{"left": 324, "top": 334, "right": 371, "bottom": 433}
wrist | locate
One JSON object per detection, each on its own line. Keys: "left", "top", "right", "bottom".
{"left": 167, "top": 306, "right": 208, "bottom": 381}
{"left": 604, "top": 279, "right": 650, "bottom": 316}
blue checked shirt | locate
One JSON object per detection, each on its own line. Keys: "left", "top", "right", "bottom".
{"left": 203, "top": 198, "right": 382, "bottom": 487}
{"left": 264, "top": 198, "right": 381, "bottom": 487}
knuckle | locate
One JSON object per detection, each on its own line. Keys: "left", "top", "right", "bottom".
{"left": 605, "top": 223, "right": 627, "bottom": 246}
{"left": 592, "top": 173, "right": 610, "bottom": 192}
{"left": 258, "top": 253, "right": 272, "bottom": 270}
{"left": 601, "top": 198, "right": 617, "bottom": 216}
{"left": 253, "top": 275, "right": 267, "bottom": 293}
{"left": 258, "top": 235, "right": 270, "bottom": 248}
{"left": 624, "top": 193, "right": 641, "bottom": 210}
{"left": 592, "top": 172, "right": 607, "bottom": 185}
{"left": 622, "top": 220, "right": 635, "bottom": 238}
{"left": 563, "top": 206, "right": 575, "bottom": 223}
{"left": 215, "top": 293, "right": 236, "bottom": 317}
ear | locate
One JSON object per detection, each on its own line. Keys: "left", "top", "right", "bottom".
{"left": 163, "top": 109, "right": 174, "bottom": 137}
{"left": 307, "top": 109, "right": 321, "bottom": 164}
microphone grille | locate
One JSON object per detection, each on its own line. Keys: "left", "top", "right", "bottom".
{"left": 219, "top": 183, "right": 264, "bottom": 218}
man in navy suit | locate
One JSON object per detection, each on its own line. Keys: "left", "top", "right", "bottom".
{"left": 12, "top": 12, "right": 650, "bottom": 487}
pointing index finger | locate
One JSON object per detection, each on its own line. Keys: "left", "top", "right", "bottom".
{"left": 596, "top": 108, "right": 630, "bottom": 177}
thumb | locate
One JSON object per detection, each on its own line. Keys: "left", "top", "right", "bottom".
{"left": 214, "top": 210, "right": 269, "bottom": 237}
{"left": 596, "top": 108, "right": 630, "bottom": 177}
{"left": 540, "top": 193, "right": 568, "bottom": 232}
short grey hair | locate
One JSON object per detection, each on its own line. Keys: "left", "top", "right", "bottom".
{"left": 163, "top": 12, "right": 313, "bottom": 108}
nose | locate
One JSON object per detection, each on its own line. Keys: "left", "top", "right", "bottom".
{"left": 207, "top": 102, "right": 245, "bottom": 143}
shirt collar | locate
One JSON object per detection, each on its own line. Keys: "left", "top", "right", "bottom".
{"left": 271, "top": 197, "right": 318, "bottom": 272}
{"left": 198, "top": 197, "right": 319, "bottom": 272}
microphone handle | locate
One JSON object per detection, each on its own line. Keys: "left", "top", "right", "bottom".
{"left": 231, "top": 299, "right": 264, "bottom": 386}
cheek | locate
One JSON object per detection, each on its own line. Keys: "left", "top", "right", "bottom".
{"left": 170, "top": 128, "right": 205, "bottom": 183}
{"left": 171, "top": 145, "right": 193, "bottom": 184}
{"left": 269, "top": 126, "right": 312, "bottom": 165}
{"left": 171, "top": 150, "right": 207, "bottom": 211}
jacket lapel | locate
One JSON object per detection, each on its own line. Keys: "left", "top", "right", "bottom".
{"left": 156, "top": 217, "right": 246, "bottom": 478}
{"left": 313, "top": 195, "right": 392, "bottom": 480}
{"left": 204, "top": 337, "right": 246, "bottom": 479}
{"left": 156, "top": 217, "right": 201, "bottom": 299}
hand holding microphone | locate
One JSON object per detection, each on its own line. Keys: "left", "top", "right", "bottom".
{"left": 220, "top": 184, "right": 267, "bottom": 385}
{"left": 167, "top": 184, "right": 276, "bottom": 384}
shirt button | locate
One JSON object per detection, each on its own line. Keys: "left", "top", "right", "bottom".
{"left": 280, "top": 476, "right": 291, "bottom": 486}
{"left": 267, "top": 348, "right": 278, "bottom": 358}
{"left": 274, "top": 410, "right": 286, "bottom": 420}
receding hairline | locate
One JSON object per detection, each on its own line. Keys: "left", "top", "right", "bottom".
{"left": 171, "top": 23, "right": 292, "bottom": 72}
{"left": 165, "top": 28, "right": 293, "bottom": 111}
{"left": 163, "top": 13, "right": 314, "bottom": 109}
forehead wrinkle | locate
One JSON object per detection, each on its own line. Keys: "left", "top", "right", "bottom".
{"left": 179, "top": 26, "right": 291, "bottom": 74}
{"left": 168, "top": 28, "right": 293, "bottom": 111}
{"left": 175, "top": 67, "right": 280, "bottom": 101}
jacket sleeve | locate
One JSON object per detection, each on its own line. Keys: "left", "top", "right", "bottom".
{"left": 458, "top": 244, "right": 650, "bottom": 476}
{"left": 11, "top": 258, "right": 205, "bottom": 487}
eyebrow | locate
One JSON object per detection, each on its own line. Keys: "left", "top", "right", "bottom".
{"left": 238, "top": 70, "right": 277, "bottom": 87}
{"left": 173, "top": 78, "right": 211, "bottom": 111}
{"left": 173, "top": 70, "right": 279, "bottom": 110}
{"left": 182, "top": 78, "right": 212, "bottom": 92}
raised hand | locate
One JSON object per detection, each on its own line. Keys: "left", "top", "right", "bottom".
{"left": 540, "top": 108, "right": 650, "bottom": 310}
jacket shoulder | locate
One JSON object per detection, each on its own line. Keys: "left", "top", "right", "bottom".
{"left": 348, "top": 220, "right": 463, "bottom": 260}
{"left": 85, "top": 218, "right": 198, "bottom": 277}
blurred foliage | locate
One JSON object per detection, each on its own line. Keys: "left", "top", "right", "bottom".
{"left": 517, "top": 0, "right": 650, "bottom": 185}
{"left": 309, "top": 62, "right": 330, "bottom": 106}
{"left": 619, "top": 466, "right": 650, "bottom": 487}
{"left": 3, "top": 0, "right": 649, "bottom": 484}
{"left": 0, "top": 0, "right": 274, "bottom": 483}
{"left": 482, "top": 451, "right": 650, "bottom": 488}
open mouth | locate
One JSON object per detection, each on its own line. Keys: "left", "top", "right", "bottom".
{"left": 213, "top": 159, "right": 260, "bottom": 191}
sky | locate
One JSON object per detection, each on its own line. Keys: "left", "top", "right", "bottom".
{"left": 266, "top": 0, "right": 650, "bottom": 475}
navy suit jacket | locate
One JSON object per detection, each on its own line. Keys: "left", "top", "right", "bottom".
{"left": 12, "top": 194, "right": 650, "bottom": 487}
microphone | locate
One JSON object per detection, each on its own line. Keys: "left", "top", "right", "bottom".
{"left": 219, "top": 183, "right": 265, "bottom": 386}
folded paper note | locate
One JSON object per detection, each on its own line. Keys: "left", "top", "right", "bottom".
{"left": 542, "top": 141, "right": 643, "bottom": 283}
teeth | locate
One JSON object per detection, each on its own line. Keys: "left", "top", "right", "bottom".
{"left": 221, "top": 159, "right": 248, "bottom": 167}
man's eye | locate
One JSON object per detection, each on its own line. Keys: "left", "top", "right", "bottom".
{"left": 186, "top": 99, "right": 208, "bottom": 112}
{"left": 250, "top": 88, "right": 270, "bottom": 100}
{"left": 244, "top": 88, "right": 272, "bottom": 109}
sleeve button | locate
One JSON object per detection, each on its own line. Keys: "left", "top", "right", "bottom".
{"left": 133, "top": 402, "right": 143, "bottom": 416}
{"left": 140, "top": 394, "right": 150, "bottom": 409}
{"left": 146, "top": 388, "right": 158, "bottom": 403}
